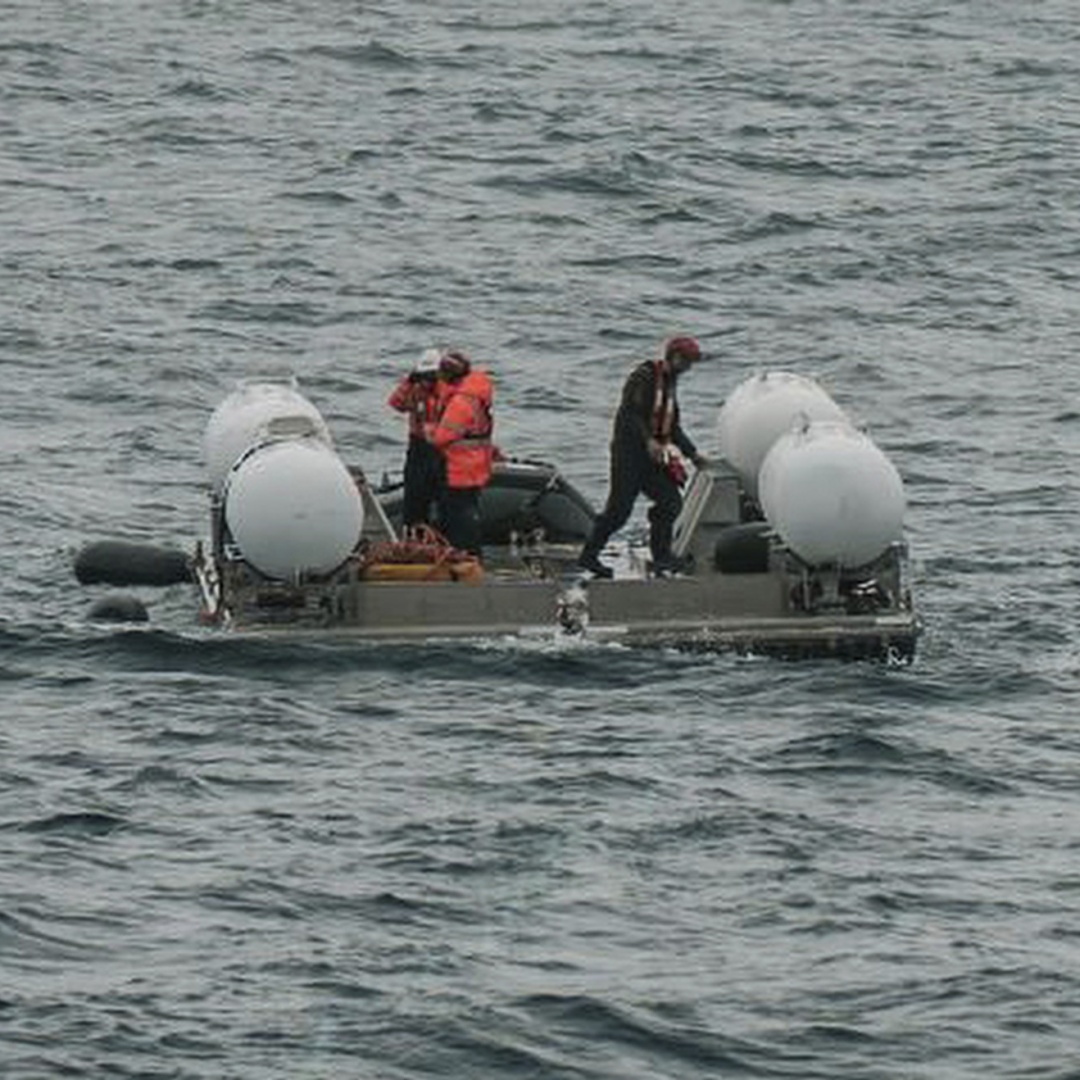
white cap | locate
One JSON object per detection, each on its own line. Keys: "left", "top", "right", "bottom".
{"left": 414, "top": 348, "right": 442, "bottom": 375}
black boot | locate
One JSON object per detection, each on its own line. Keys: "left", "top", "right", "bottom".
{"left": 652, "top": 552, "right": 693, "bottom": 577}
{"left": 577, "top": 548, "right": 614, "bottom": 579}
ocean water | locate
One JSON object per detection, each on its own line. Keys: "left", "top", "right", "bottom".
{"left": 3, "top": 2, "right": 1080, "bottom": 1077}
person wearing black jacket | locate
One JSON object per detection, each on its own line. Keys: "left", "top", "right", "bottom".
{"left": 577, "top": 336, "right": 708, "bottom": 578}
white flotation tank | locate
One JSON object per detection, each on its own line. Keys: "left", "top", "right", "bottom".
{"left": 204, "top": 381, "right": 333, "bottom": 493}
{"left": 757, "top": 420, "right": 905, "bottom": 569}
{"left": 716, "top": 372, "right": 849, "bottom": 498}
{"left": 223, "top": 437, "right": 364, "bottom": 580}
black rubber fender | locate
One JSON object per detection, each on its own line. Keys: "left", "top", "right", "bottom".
{"left": 74, "top": 540, "right": 192, "bottom": 586}
{"left": 87, "top": 593, "right": 150, "bottom": 623}
{"left": 713, "top": 522, "right": 773, "bottom": 574}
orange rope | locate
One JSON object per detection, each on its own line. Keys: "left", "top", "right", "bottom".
{"left": 357, "top": 524, "right": 473, "bottom": 570}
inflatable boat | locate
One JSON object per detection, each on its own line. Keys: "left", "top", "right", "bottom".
{"left": 177, "top": 376, "right": 919, "bottom": 660}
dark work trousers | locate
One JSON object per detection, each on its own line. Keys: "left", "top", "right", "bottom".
{"left": 581, "top": 439, "right": 683, "bottom": 564}
{"left": 402, "top": 436, "right": 444, "bottom": 529}
{"left": 438, "top": 486, "right": 483, "bottom": 557}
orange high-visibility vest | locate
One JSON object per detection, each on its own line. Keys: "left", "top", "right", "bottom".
{"left": 430, "top": 369, "right": 495, "bottom": 488}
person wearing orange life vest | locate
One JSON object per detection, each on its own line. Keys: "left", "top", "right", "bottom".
{"left": 387, "top": 348, "right": 446, "bottom": 532}
{"left": 577, "top": 335, "right": 709, "bottom": 579}
{"left": 428, "top": 349, "right": 495, "bottom": 558}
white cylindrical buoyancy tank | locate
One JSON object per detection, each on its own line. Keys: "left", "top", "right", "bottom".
{"left": 204, "top": 381, "right": 333, "bottom": 492}
{"left": 716, "top": 372, "right": 849, "bottom": 497}
{"left": 223, "top": 438, "right": 364, "bottom": 580}
{"left": 758, "top": 420, "right": 905, "bottom": 569}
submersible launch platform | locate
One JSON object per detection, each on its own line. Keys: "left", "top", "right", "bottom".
{"left": 183, "top": 374, "right": 919, "bottom": 661}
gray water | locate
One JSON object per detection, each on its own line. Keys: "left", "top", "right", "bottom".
{"left": 3, "top": 2, "right": 1080, "bottom": 1077}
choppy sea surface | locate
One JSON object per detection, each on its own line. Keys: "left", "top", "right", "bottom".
{"left": 3, "top": 2, "right": 1080, "bottom": 1077}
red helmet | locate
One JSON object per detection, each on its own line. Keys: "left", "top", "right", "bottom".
{"left": 438, "top": 349, "right": 471, "bottom": 379}
{"left": 664, "top": 336, "right": 702, "bottom": 364}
